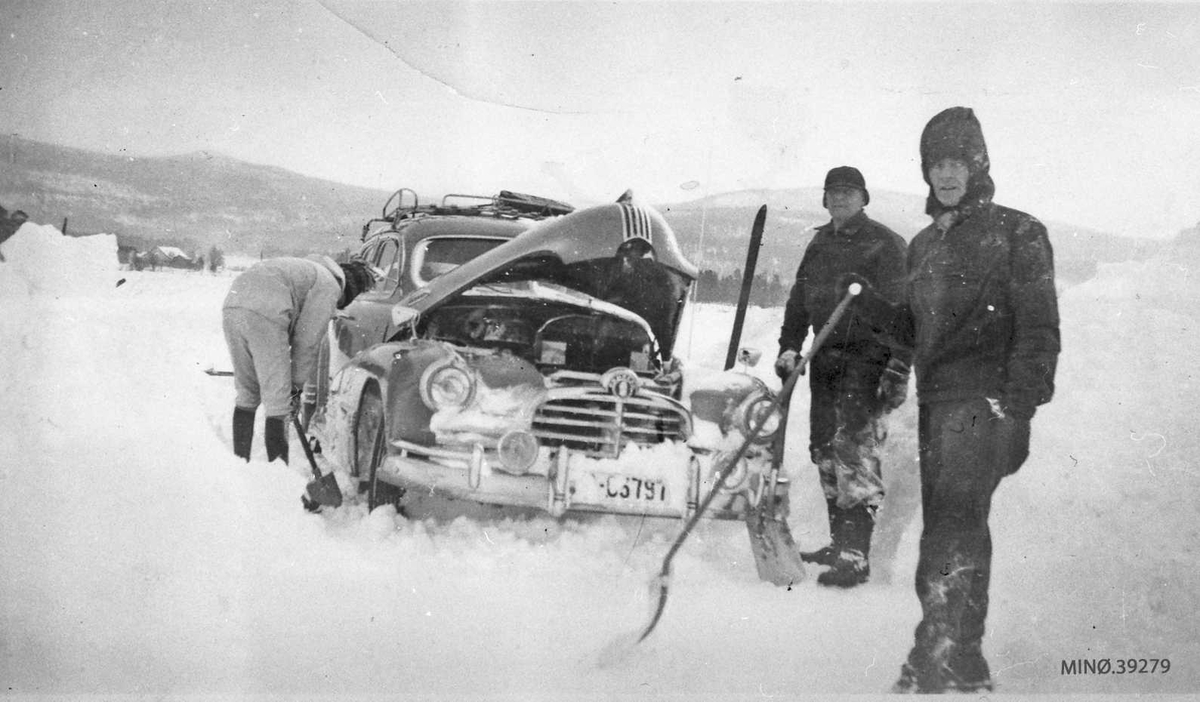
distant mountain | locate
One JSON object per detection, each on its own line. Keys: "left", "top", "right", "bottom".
{"left": 0, "top": 135, "right": 389, "bottom": 257}
{"left": 657, "top": 189, "right": 1164, "bottom": 285}
{"left": 0, "top": 135, "right": 1160, "bottom": 282}
{"left": 655, "top": 187, "right": 931, "bottom": 282}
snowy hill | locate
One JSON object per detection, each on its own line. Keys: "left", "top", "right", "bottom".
{"left": 2, "top": 136, "right": 1161, "bottom": 285}
{"left": 1, "top": 223, "right": 1197, "bottom": 696}
{"left": 658, "top": 188, "right": 1165, "bottom": 284}
{"left": 0, "top": 135, "right": 386, "bottom": 256}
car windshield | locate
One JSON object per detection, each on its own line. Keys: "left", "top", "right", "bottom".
{"left": 414, "top": 237, "right": 508, "bottom": 286}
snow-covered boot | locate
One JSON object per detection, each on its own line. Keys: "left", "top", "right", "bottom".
{"left": 232, "top": 406, "right": 255, "bottom": 462}
{"left": 891, "top": 650, "right": 961, "bottom": 693}
{"left": 817, "top": 547, "right": 869, "bottom": 587}
{"left": 800, "top": 544, "right": 837, "bottom": 566}
{"left": 947, "top": 642, "right": 993, "bottom": 692}
{"left": 800, "top": 498, "right": 840, "bottom": 565}
{"left": 891, "top": 648, "right": 952, "bottom": 693}
{"left": 890, "top": 662, "right": 922, "bottom": 694}
{"left": 817, "top": 504, "right": 873, "bottom": 587}
{"left": 265, "top": 415, "right": 289, "bottom": 464}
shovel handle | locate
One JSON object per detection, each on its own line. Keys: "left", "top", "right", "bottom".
{"left": 291, "top": 413, "right": 324, "bottom": 481}
{"left": 634, "top": 285, "right": 861, "bottom": 643}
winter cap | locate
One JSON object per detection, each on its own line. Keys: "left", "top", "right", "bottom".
{"left": 919, "top": 107, "right": 995, "bottom": 214}
{"left": 823, "top": 165, "right": 870, "bottom": 206}
{"left": 920, "top": 107, "right": 990, "bottom": 179}
{"left": 339, "top": 259, "right": 375, "bottom": 305}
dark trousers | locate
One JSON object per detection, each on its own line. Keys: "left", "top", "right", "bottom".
{"left": 906, "top": 397, "right": 1013, "bottom": 679}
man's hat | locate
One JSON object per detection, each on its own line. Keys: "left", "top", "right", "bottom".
{"left": 919, "top": 106, "right": 995, "bottom": 215}
{"left": 920, "top": 107, "right": 989, "bottom": 184}
{"left": 823, "top": 166, "right": 869, "bottom": 205}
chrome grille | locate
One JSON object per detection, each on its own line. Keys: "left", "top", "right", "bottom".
{"left": 531, "top": 389, "right": 689, "bottom": 458}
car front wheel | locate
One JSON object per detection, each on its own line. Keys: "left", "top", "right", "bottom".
{"left": 354, "top": 385, "right": 402, "bottom": 512}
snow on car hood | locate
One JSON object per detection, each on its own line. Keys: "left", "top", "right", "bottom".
{"left": 395, "top": 201, "right": 698, "bottom": 357}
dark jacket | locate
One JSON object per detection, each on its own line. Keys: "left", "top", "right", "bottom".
{"left": 905, "top": 201, "right": 1060, "bottom": 419}
{"left": 779, "top": 211, "right": 908, "bottom": 361}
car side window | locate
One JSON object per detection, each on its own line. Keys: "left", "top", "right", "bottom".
{"left": 370, "top": 238, "right": 403, "bottom": 296}
{"left": 357, "top": 240, "right": 379, "bottom": 265}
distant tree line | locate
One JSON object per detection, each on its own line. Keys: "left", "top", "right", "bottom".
{"left": 693, "top": 269, "right": 791, "bottom": 307}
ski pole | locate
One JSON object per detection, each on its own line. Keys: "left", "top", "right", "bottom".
{"left": 631, "top": 283, "right": 862, "bottom": 644}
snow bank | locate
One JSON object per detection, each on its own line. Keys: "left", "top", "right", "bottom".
{"left": 0, "top": 222, "right": 120, "bottom": 298}
{"left": 987, "top": 252, "right": 1200, "bottom": 691}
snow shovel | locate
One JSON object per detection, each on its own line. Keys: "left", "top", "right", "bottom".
{"left": 624, "top": 284, "right": 862, "bottom": 646}
{"left": 744, "top": 384, "right": 805, "bottom": 586}
{"left": 744, "top": 282, "right": 866, "bottom": 585}
{"left": 295, "top": 414, "right": 342, "bottom": 512}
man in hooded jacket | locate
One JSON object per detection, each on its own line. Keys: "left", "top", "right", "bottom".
{"left": 222, "top": 255, "right": 374, "bottom": 464}
{"left": 849, "top": 108, "right": 1059, "bottom": 692}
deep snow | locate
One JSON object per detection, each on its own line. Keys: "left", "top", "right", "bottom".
{"left": 1, "top": 222, "right": 1198, "bottom": 697}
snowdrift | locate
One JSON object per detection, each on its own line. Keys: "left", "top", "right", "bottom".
{"left": 1, "top": 224, "right": 1197, "bottom": 695}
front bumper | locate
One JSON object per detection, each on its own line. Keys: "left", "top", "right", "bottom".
{"left": 378, "top": 437, "right": 758, "bottom": 520}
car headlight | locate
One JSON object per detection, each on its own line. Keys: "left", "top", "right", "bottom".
{"left": 734, "top": 390, "right": 781, "bottom": 445}
{"left": 497, "top": 430, "right": 540, "bottom": 474}
{"left": 419, "top": 357, "right": 476, "bottom": 410}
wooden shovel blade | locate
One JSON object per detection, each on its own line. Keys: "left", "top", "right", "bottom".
{"left": 745, "top": 498, "right": 806, "bottom": 587}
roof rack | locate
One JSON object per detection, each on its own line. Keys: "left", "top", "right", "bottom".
{"left": 362, "top": 188, "right": 574, "bottom": 241}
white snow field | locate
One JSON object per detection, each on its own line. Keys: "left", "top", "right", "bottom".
{"left": 1, "top": 222, "right": 1198, "bottom": 697}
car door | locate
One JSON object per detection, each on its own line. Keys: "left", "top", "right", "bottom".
{"left": 330, "top": 235, "right": 404, "bottom": 366}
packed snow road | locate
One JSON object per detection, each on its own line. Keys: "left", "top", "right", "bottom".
{"left": 2, "top": 224, "right": 1197, "bottom": 696}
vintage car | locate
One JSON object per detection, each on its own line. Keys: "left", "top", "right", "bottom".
{"left": 306, "top": 192, "right": 787, "bottom": 528}
{"left": 303, "top": 188, "right": 574, "bottom": 421}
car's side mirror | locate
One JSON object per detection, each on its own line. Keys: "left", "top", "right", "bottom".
{"left": 391, "top": 305, "right": 419, "bottom": 327}
{"left": 737, "top": 347, "right": 762, "bottom": 368}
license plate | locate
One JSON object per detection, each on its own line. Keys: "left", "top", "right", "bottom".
{"left": 593, "top": 473, "right": 668, "bottom": 503}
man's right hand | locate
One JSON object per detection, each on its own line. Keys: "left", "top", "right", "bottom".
{"left": 774, "top": 349, "right": 799, "bottom": 380}
{"left": 290, "top": 385, "right": 305, "bottom": 418}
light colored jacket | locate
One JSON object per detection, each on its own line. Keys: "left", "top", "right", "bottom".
{"left": 223, "top": 255, "right": 345, "bottom": 387}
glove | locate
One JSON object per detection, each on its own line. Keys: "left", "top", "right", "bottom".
{"left": 999, "top": 415, "right": 1031, "bottom": 476}
{"left": 835, "top": 272, "right": 873, "bottom": 300}
{"left": 876, "top": 357, "right": 910, "bottom": 412}
{"left": 290, "top": 385, "right": 304, "bottom": 417}
{"left": 774, "top": 349, "right": 799, "bottom": 381}
{"left": 987, "top": 397, "right": 1032, "bottom": 476}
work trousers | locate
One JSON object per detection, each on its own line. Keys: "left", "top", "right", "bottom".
{"left": 808, "top": 349, "right": 887, "bottom": 509}
{"left": 222, "top": 307, "right": 293, "bottom": 417}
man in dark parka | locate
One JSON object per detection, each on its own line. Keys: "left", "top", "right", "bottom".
{"left": 858, "top": 107, "right": 1060, "bottom": 693}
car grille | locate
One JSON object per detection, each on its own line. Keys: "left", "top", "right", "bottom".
{"left": 531, "top": 389, "right": 689, "bottom": 458}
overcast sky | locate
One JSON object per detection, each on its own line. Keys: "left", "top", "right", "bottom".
{"left": 3, "top": 1, "right": 1197, "bottom": 239}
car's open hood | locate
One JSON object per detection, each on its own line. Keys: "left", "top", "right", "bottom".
{"left": 396, "top": 200, "right": 698, "bottom": 356}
